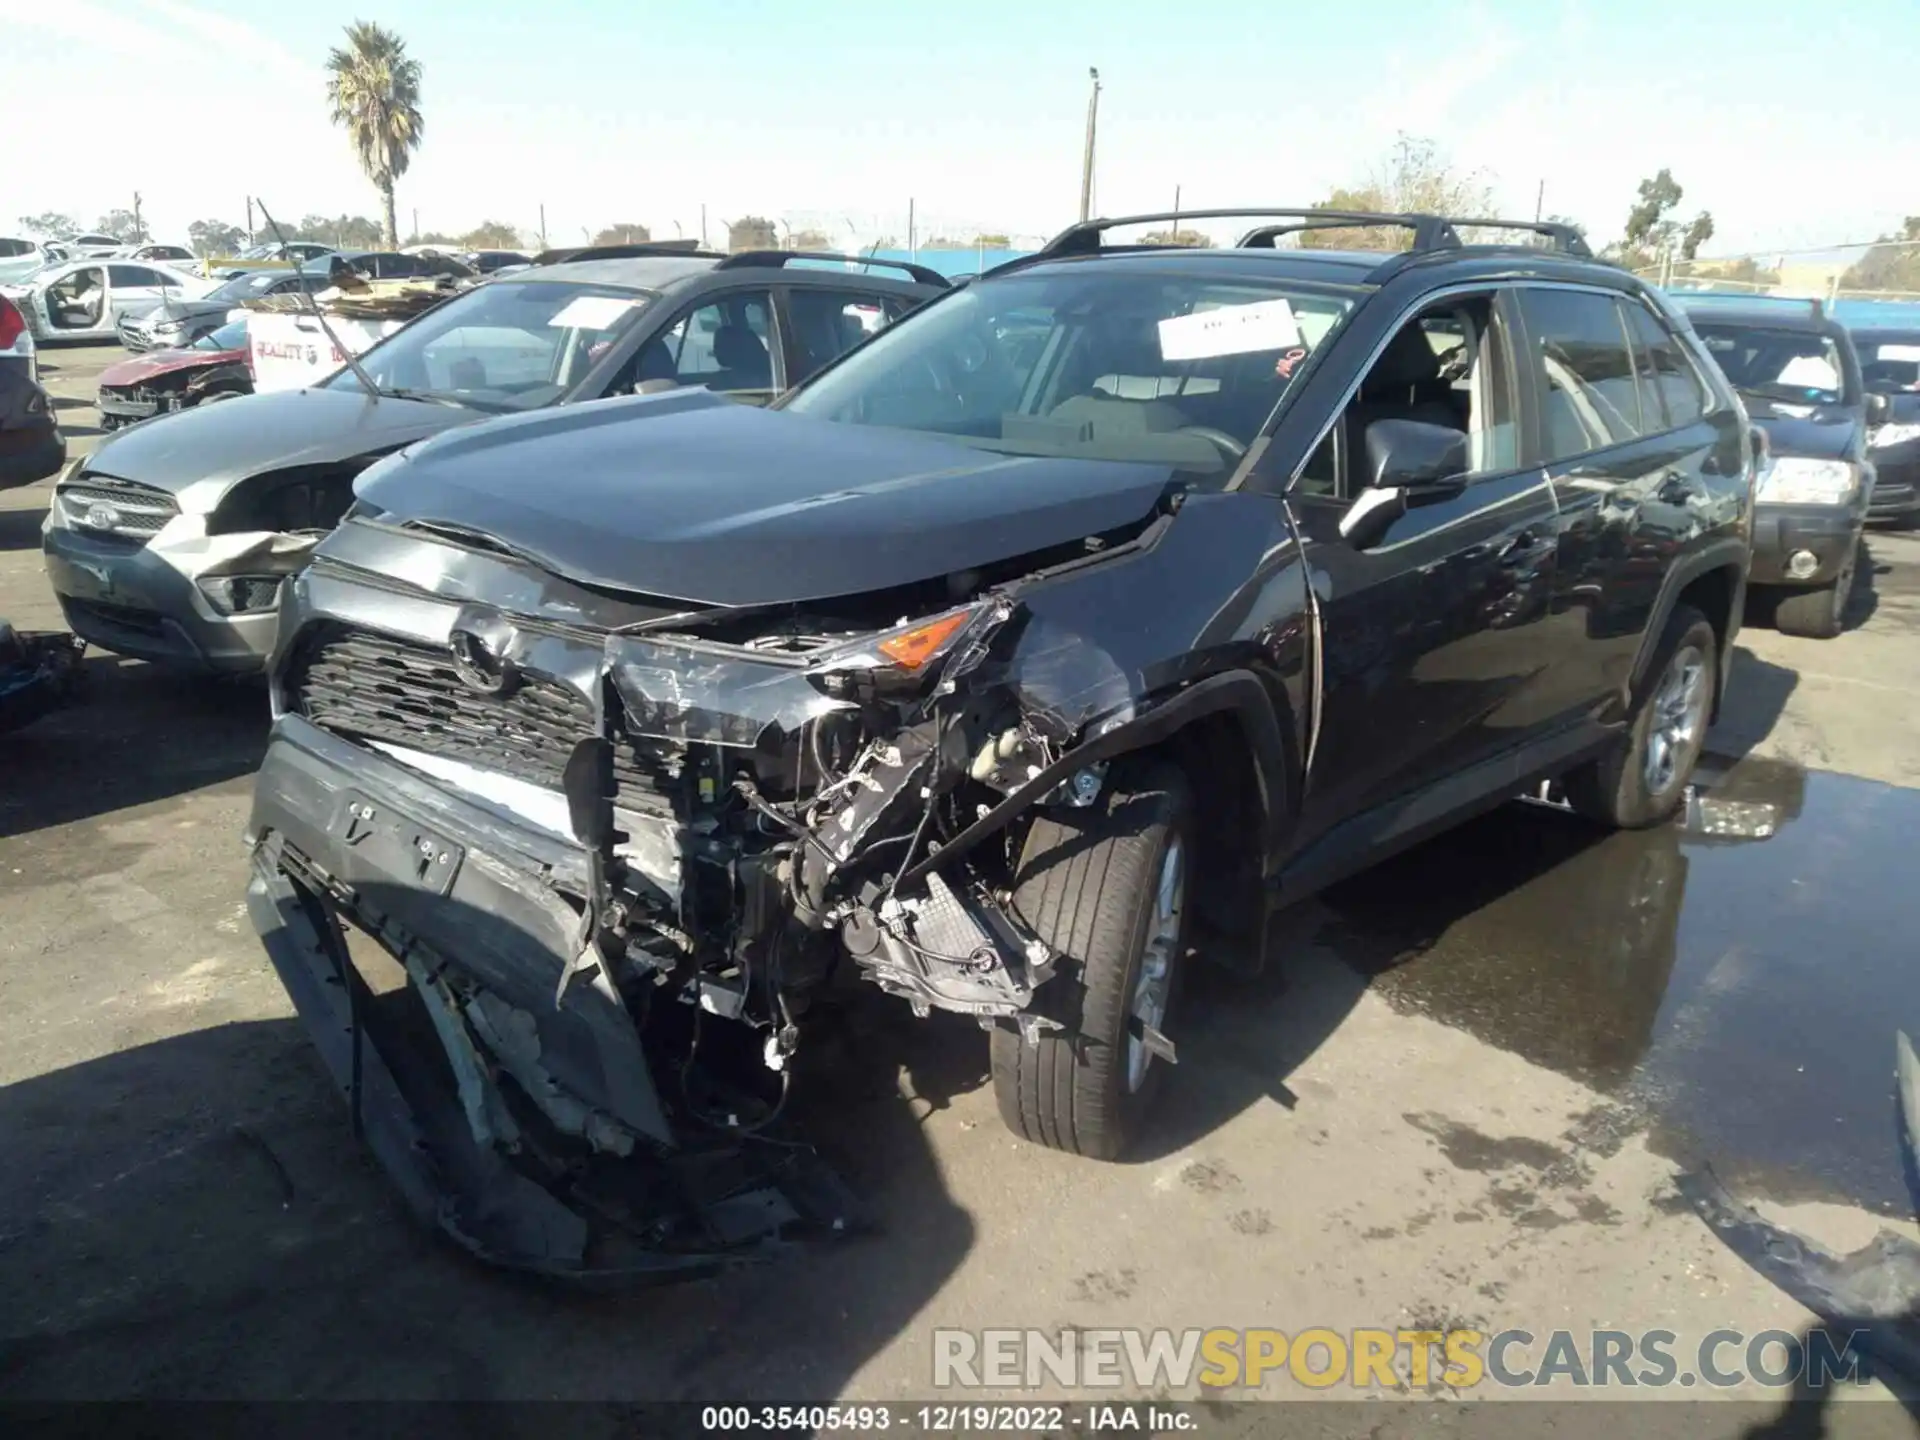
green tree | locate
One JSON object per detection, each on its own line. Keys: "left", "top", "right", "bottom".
{"left": 1612, "top": 168, "right": 1714, "bottom": 268}
{"left": 325, "top": 21, "right": 425, "bottom": 248}
{"left": 96, "top": 209, "right": 147, "bottom": 243}
{"left": 405, "top": 229, "right": 460, "bottom": 246}
{"left": 727, "top": 216, "right": 779, "bottom": 252}
{"left": 1310, "top": 134, "right": 1495, "bottom": 250}
{"left": 1140, "top": 228, "right": 1213, "bottom": 247}
{"left": 789, "top": 228, "right": 832, "bottom": 251}
{"left": 19, "top": 212, "right": 77, "bottom": 240}
{"left": 975, "top": 233, "right": 1012, "bottom": 249}
{"left": 461, "top": 220, "right": 523, "bottom": 249}
{"left": 187, "top": 219, "right": 247, "bottom": 257}
{"left": 590, "top": 223, "right": 652, "bottom": 246}
{"left": 1843, "top": 216, "right": 1920, "bottom": 294}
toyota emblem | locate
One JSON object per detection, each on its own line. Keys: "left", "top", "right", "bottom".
{"left": 83, "top": 502, "right": 123, "bottom": 530}
{"left": 449, "top": 627, "right": 519, "bottom": 697}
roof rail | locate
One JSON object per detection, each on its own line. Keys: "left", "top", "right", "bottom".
{"left": 1035, "top": 207, "right": 1591, "bottom": 259}
{"left": 532, "top": 239, "right": 720, "bottom": 266}
{"left": 712, "top": 250, "right": 951, "bottom": 288}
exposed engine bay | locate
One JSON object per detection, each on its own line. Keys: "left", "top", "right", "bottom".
{"left": 245, "top": 479, "right": 1303, "bottom": 1276}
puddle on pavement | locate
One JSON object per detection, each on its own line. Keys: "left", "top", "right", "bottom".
{"left": 1319, "top": 754, "right": 1920, "bottom": 1214}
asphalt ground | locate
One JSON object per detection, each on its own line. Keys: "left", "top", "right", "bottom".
{"left": 3, "top": 342, "right": 1919, "bottom": 1434}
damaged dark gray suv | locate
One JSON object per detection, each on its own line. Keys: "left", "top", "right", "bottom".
{"left": 245, "top": 209, "right": 1754, "bottom": 1275}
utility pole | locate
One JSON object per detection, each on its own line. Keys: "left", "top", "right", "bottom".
{"left": 1534, "top": 179, "right": 1545, "bottom": 224}
{"left": 1078, "top": 68, "right": 1102, "bottom": 223}
{"left": 538, "top": 204, "right": 547, "bottom": 248}
{"left": 908, "top": 197, "right": 916, "bottom": 259}
{"left": 245, "top": 196, "right": 255, "bottom": 244}
{"left": 132, "top": 191, "right": 144, "bottom": 242}
{"left": 701, "top": 204, "right": 708, "bottom": 248}
{"left": 411, "top": 207, "right": 418, "bottom": 243}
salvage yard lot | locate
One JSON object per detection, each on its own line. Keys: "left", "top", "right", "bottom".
{"left": 4, "top": 343, "right": 1919, "bottom": 1431}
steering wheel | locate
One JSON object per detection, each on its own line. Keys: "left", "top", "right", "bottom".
{"left": 1178, "top": 425, "right": 1248, "bottom": 463}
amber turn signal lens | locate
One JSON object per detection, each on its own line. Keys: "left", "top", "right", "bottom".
{"left": 875, "top": 611, "right": 970, "bottom": 670}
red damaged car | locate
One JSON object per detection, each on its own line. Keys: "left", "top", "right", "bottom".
{"left": 97, "top": 318, "right": 252, "bottom": 432}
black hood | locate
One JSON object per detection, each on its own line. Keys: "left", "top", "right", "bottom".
{"left": 356, "top": 390, "right": 1178, "bottom": 608}
{"left": 1742, "top": 395, "right": 1861, "bottom": 461}
{"left": 83, "top": 386, "right": 476, "bottom": 509}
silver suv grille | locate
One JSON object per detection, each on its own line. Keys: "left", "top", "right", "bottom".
{"left": 58, "top": 476, "right": 180, "bottom": 543}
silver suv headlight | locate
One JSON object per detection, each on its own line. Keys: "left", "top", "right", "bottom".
{"left": 1756, "top": 457, "right": 1858, "bottom": 505}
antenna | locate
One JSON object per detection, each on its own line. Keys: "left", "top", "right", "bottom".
{"left": 255, "top": 200, "right": 380, "bottom": 401}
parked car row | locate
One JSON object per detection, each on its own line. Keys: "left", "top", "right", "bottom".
{"left": 26, "top": 210, "right": 1778, "bottom": 1274}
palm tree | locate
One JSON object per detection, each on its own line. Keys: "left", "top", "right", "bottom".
{"left": 324, "top": 21, "right": 423, "bottom": 249}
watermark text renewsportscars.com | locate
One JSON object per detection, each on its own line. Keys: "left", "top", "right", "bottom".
{"left": 932, "top": 1327, "right": 1869, "bottom": 1392}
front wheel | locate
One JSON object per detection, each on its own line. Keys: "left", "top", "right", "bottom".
{"left": 1565, "top": 605, "right": 1716, "bottom": 829}
{"left": 991, "top": 762, "right": 1192, "bottom": 1160}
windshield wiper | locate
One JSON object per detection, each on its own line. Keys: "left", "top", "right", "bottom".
{"left": 376, "top": 386, "right": 478, "bottom": 409}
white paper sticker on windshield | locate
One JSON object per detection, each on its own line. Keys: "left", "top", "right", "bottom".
{"left": 1158, "top": 298, "right": 1302, "bottom": 361}
{"left": 1778, "top": 355, "right": 1839, "bottom": 390}
{"left": 1877, "top": 343, "right": 1920, "bottom": 364}
{"left": 547, "top": 295, "right": 636, "bottom": 331}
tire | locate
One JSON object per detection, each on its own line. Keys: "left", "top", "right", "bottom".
{"left": 990, "top": 762, "right": 1192, "bottom": 1160}
{"left": 1772, "top": 541, "right": 1855, "bottom": 639}
{"left": 1565, "top": 605, "right": 1716, "bottom": 830}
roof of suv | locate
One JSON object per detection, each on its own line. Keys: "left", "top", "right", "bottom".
{"left": 1676, "top": 295, "right": 1843, "bottom": 337}
{"left": 515, "top": 253, "right": 944, "bottom": 296}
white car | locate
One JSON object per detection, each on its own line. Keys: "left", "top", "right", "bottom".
{"left": 0, "top": 258, "right": 213, "bottom": 343}
{"left": 0, "top": 237, "right": 64, "bottom": 285}
{"left": 67, "top": 233, "right": 127, "bottom": 258}
{"left": 111, "top": 242, "right": 197, "bottom": 266}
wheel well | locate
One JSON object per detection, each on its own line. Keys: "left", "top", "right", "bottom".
{"left": 1673, "top": 563, "right": 1740, "bottom": 714}
{"left": 1156, "top": 712, "right": 1267, "bottom": 939}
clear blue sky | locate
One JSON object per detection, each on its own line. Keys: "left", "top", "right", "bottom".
{"left": 3, "top": 0, "right": 1912, "bottom": 255}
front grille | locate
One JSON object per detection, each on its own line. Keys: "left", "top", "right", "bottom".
{"left": 58, "top": 477, "right": 179, "bottom": 541}
{"left": 289, "top": 625, "right": 675, "bottom": 818}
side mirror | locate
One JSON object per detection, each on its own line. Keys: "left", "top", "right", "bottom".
{"left": 1340, "top": 419, "right": 1470, "bottom": 548}
{"left": 1867, "top": 391, "right": 1892, "bottom": 425}
{"left": 1365, "top": 418, "right": 1471, "bottom": 491}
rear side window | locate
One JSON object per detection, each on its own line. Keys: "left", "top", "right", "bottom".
{"left": 1624, "top": 304, "right": 1708, "bottom": 428}
{"left": 0, "top": 238, "right": 30, "bottom": 257}
{"left": 1517, "top": 288, "right": 1644, "bottom": 460}
{"left": 108, "top": 264, "right": 170, "bottom": 288}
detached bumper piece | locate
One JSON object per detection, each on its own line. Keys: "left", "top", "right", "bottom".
{"left": 246, "top": 727, "right": 864, "bottom": 1283}
{"left": 0, "top": 624, "right": 84, "bottom": 734}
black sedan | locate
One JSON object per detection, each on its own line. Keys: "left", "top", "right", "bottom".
{"left": 0, "top": 362, "right": 64, "bottom": 491}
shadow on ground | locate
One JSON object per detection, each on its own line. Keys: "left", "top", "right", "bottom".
{"left": 0, "top": 504, "right": 48, "bottom": 552}
{"left": 0, "top": 654, "right": 269, "bottom": 838}
{"left": 0, "top": 982, "right": 977, "bottom": 1401}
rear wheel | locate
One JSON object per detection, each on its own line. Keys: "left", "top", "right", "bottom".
{"left": 1565, "top": 605, "right": 1715, "bottom": 829}
{"left": 1772, "top": 541, "right": 1855, "bottom": 639}
{"left": 990, "top": 762, "right": 1191, "bottom": 1160}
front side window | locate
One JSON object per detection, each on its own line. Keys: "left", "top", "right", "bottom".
{"left": 651, "top": 290, "right": 777, "bottom": 393}
{"left": 1298, "top": 292, "right": 1515, "bottom": 499}
{"left": 322, "top": 279, "right": 653, "bottom": 409}
{"left": 1517, "top": 289, "right": 1645, "bottom": 462}
{"left": 783, "top": 270, "right": 1355, "bottom": 483}
{"left": 1692, "top": 322, "right": 1849, "bottom": 406}
{"left": 1857, "top": 335, "right": 1920, "bottom": 393}
{"left": 786, "top": 287, "right": 898, "bottom": 381}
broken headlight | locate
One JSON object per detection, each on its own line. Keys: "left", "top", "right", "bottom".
{"left": 807, "top": 599, "right": 1007, "bottom": 693}
{"left": 196, "top": 574, "right": 284, "bottom": 615}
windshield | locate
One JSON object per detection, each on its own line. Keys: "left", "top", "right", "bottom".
{"left": 321, "top": 278, "right": 653, "bottom": 410}
{"left": 1854, "top": 334, "right": 1920, "bottom": 393}
{"left": 207, "top": 271, "right": 286, "bottom": 303}
{"left": 782, "top": 269, "right": 1355, "bottom": 481}
{"left": 194, "top": 319, "right": 248, "bottom": 351}
{"left": 1693, "top": 323, "right": 1851, "bottom": 406}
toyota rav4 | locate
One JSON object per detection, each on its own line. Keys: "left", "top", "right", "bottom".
{"left": 245, "top": 209, "right": 1754, "bottom": 1275}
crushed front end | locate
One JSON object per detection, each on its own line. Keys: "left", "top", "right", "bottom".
{"left": 245, "top": 514, "right": 1145, "bottom": 1276}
